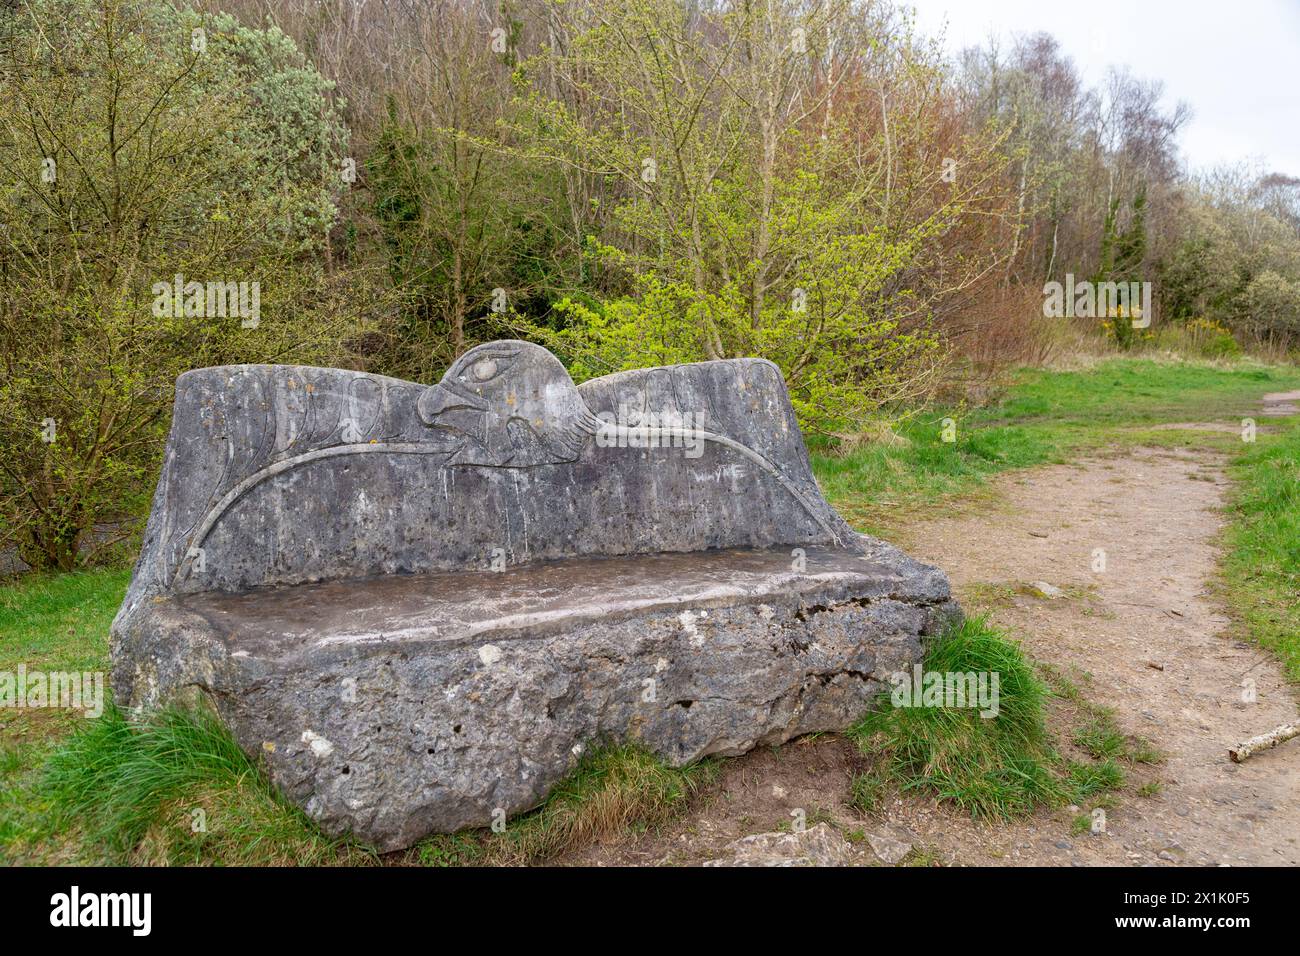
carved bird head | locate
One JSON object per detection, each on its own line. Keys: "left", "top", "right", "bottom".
{"left": 418, "top": 340, "right": 600, "bottom": 467}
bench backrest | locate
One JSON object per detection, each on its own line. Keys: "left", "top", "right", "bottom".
{"left": 118, "top": 341, "right": 857, "bottom": 614}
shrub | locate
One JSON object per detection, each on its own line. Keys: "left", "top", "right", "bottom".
{"left": 0, "top": 0, "right": 373, "bottom": 570}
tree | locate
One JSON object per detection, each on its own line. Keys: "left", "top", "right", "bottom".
{"left": 0, "top": 0, "right": 370, "bottom": 570}
{"left": 518, "top": 0, "right": 1014, "bottom": 430}
{"left": 362, "top": 0, "right": 572, "bottom": 383}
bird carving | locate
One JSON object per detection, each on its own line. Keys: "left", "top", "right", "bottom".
{"left": 417, "top": 340, "right": 601, "bottom": 467}
{"left": 417, "top": 341, "right": 844, "bottom": 544}
{"left": 174, "top": 341, "right": 845, "bottom": 586}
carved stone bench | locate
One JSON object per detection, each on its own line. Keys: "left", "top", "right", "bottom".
{"left": 111, "top": 341, "right": 957, "bottom": 850}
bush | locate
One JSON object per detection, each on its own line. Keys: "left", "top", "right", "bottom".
{"left": 1233, "top": 270, "right": 1300, "bottom": 346}
{"left": 1187, "top": 318, "right": 1243, "bottom": 358}
{"left": 0, "top": 0, "right": 373, "bottom": 570}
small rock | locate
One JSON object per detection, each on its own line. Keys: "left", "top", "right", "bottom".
{"left": 1055, "top": 840, "right": 1073, "bottom": 850}
{"left": 866, "top": 824, "right": 917, "bottom": 865}
{"left": 1029, "top": 581, "right": 1065, "bottom": 599}
{"left": 704, "top": 823, "right": 855, "bottom": 867}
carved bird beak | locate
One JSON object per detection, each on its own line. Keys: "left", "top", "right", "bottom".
{"left": 417, "top": 381, "right": 488, "bottom": 425}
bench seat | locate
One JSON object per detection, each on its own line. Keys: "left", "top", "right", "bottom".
{"left": 112, "top": 541, "right": 955, "bottom": 850}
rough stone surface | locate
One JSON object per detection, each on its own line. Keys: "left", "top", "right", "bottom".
{"left": 117, "top": 340, "right": 856, "bottom": 615}
{"left": 111, "top": 341, "right": 958, "bottom": 851}
{"left": 866, "top": 824, "right": 917, "bottom": 864}
{"left": 703, "top": 823, "right": 856, "bottom": 867}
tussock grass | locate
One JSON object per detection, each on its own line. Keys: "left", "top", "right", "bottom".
{"left": 848, "top": 616, "right": 1063, "bottom": 819}
{"left": 848, "top": 616, "right": 1146, "bottom": 820}
{"left": 38, "top": 704, "right": 365, "bottom": 865}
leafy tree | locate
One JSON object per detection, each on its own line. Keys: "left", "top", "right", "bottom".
{"left": 357, "top": 4, "right": 575, "bottom": 383}
{"left": 0, "top": 0, "right": 370, "bottom": 570}
{"left": 517, "top": 0, "right": 1012, "bottom": 431}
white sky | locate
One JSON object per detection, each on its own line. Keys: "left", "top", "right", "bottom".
{"left": 903, "top": 0, "right": 1300, "bottom": 177}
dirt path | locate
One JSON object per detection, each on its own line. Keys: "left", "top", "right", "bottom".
{"left": 897, "top": 445, "right": 1299, "bottom": 865}
{"left": 563, "top": 440, "right": 1300, "bottom": 867}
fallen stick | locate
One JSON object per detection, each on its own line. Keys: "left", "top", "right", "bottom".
{"left": 1229, "top": 723, "right": 1299, "bottom": 762}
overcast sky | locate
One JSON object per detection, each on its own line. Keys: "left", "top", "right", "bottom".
{"left": 904, "top": 0, "right": 1300, "bottom": 178}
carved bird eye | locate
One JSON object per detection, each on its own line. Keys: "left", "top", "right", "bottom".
{"left": 469, "top": 358, "right": 498, "bottom": 382}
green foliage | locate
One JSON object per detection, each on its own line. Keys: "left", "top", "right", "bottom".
{"left": 1182, "top": 317, "right": 1243, "bottom": 358}
{"left": 1234, "top": 271, "right": 1300, "bottom": 342}
{"left": 513, "top": 0, "right": 1011, "bottom": 432}
{"left": 547, "top": 221, "right": 945, "bottom": 430}
{"left": 849, "top": 616, "right": 1063, "bottom": 819}
{"left": 0, "top": 0, "right": 370, "bottom": 570}
{"left": 1223, "top": 419, "right": 1300, "bottom": 680}
{"left": 1159, "top": 174, "right": 1300, "bottom": 347}
{"left": 363, "top": 25, "right": 573, "bottom": 382}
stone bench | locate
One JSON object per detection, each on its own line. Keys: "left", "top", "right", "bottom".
{"left": 111, "top": 341, "right": 956, "bottom": 850}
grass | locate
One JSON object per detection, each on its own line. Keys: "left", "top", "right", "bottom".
{"left": 848, "top": 616, "right": 1066, "bottom": 819}
{"left": 1072, "top": 717, "right": 1128, "bottom": 761}
{"left": 0, "top": 568, "right": 130, "bottom": 862}
{"left": 416, "top": 745, "right": 716, "bottom": 866}
{"left": 814, "top": 357, "right": 1300, "bottom": 532}
{"left": 848, "top": 771, "right": 887, "bottom": 815}
{"left": 1221, "top": 419, "right": 1300, "bottom": 681}
{"left": 0, "top": 568, "right": 128, "bottom": 673}
{"left": 847, "top": 615, "right": 1168, "bottom": 823}
{"left": 16, "top": 703, "right": 365, "bottom": 865}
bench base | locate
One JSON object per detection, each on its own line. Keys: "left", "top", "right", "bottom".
{"left": 111, "top": 540, "right": 957, "bottom": 851}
